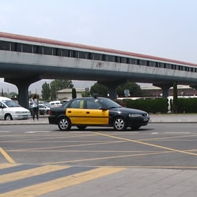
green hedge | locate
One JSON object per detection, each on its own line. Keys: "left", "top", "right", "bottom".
{"left": 117, "top": 98, "right": 197, "bottom": 114}
{"left": 123, "top": 98, "right": 168, "bottom": 114}
{"left": 177, "top": 98, "right": 197, "bottom": 113}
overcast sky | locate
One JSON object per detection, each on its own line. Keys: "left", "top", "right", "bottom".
{"left": 0, "top": 0, "right": 197, "bottom": 93}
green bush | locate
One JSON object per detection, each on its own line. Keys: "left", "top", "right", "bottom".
{"left": 116, "top": 98, "right": 197, "bottom": 114}
{"left": 124, "top": 98, "right": 168, "bottom": 114}
{"left": 177, "top": 98, "right": 197, "bottom": 113}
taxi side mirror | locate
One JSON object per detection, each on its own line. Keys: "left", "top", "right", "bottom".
{"left": 99, "top": 107, "right": 108, "bottom": 111}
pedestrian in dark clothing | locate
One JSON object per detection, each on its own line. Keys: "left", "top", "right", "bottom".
{"left": 31, "top": 94, "right": 39, "bottom": 120}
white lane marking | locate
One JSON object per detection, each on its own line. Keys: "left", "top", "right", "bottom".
{"left": 25, "top": 131, "right": 51, "bottom": 133}
{"left": 0, "top": 131, "right": 11, "bottom": 133}
{"left": 165, "top": 132, "right": 191, "bottom": 134}
{"left": 151, "top": 132, "right": 191, "bottom": 135}
{"left": 151, "top": 132, "right": 159, "bottom": 134}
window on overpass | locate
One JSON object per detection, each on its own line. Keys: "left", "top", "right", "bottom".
{"left": 32, "top": 45, "right": 43, "bottom": 54}
{"left": 147, "top": 61, "right": 156, "bottom": 67}
{"left": 22, "top": 44, "right": 33, "bottom": 53}
{"left": 59, "top": 49, "right": 69, "bottom": 56}
{"left": 139, "top": 60, "right": 147, "bottom": 66}
{"left": 91, "top": 53, "right": 102, "bottom": 60}
{"left": 128, "top": 58, "right": 138, "bottom": 64}
{"left": 78, "top": 51, "right": 88, "bottom": 59}
{"left": 43, "top": 47, "right": 53, "bottom": 55}
{"left": 69, "top": 50, "right": 76, "bottom": 58}
{"left": 166, "top": 64, "right": 172, "bottom": 69}
{"left": 120, "top": 57, "right": 127, "bottom": 63}
{"left": 14, "top": 43, "right": 22, "bottom": 52}
{"left": 115, "top": 56, "right": 120, "bottom": 63}
{"left": 106, "top": 55, "right": 115, "bottom": 62}
{"left": 158, "top": 62, "right": 164, "bottom": 68}
{"left": 0, "top": 41, "right": 11, "bottom": 50}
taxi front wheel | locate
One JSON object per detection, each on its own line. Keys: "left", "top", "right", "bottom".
{"left": 113, "top": 117, "right": 127, "bottom": 131}
{"left": 58, "top": 117, "right": 71, "bottom": 131}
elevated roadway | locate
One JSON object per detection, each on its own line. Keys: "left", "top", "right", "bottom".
{"left": 0, "top": 32, "right": 197, "bottom": 108}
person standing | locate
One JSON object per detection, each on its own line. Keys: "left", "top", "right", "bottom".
{"left": 31, "top": 94, "right": 39, "bottom": 120}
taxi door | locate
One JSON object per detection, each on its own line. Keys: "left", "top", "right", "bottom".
{"left": 83, "top": 109, "right": 109, "bottom": 125}
{"left": 83, "top": 99, "right": 109, "bottom": 125}
{"left": 66, "top": 99, "right": 109, "bottom": 125}
{"left": 66, "top": 100, "right": 86, "bottom": 124}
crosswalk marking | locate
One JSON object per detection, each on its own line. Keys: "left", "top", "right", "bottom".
{"left": 0, "top": 165, "right": 69, "bottom": 184}
{"left": 0, "top": 146, "right": 15, "bottom": 164}
{"left": 0, "top": 164, "right": 125, "bottom": 197}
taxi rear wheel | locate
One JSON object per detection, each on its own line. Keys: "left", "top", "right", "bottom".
{"left": 113, "top": 117, "right": 127, "bottom": 131}
{"left": 58, "top": 117, "right": 71, "bottom": 131}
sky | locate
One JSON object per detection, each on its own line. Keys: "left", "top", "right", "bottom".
{"left": 0, "top": 0, "right": 197, "bottom": 94}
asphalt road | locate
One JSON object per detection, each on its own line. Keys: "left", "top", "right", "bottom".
{"left": 1, "top": 123, "right": 197, "bottom": 169}
{"left": 1, "top": 122, "right": 197, "bottom": 196}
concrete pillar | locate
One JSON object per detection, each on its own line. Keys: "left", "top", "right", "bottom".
{"left": 5, "top": 76, "right": 40, "bottom": 108}
{"left": 153, "top": 83, "right": 172, "bottom": 98}
{"left": 99, "top": 80, "right": 126, "bottom": 100}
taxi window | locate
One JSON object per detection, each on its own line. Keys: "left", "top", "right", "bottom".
{"left": 87, "top": 100, "right": 102, "bottom": 109}
{"left": 69, "top": 100, "right": 84, "bottom": 108}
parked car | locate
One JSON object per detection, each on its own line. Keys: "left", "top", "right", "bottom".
{"left": 48, "top": 97, "right": 150, "bottom": 131}
{"left": 0, "top": 96, "right": 31, "bottom": 120}
{"left": 38, "top": 104, "right": 50, "bottom": 115}
{"left": 49, "top": 100, "right": 62, "bottom": 108}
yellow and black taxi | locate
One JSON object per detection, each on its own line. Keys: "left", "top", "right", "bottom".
{"left": 48, "top": 97, "right": 150, "bottom": 131}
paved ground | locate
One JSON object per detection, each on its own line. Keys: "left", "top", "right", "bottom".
{"left": 1, "top": 114, "right": 197, "bottom": 197}
{"left": 1, "top": 113, "right": 197, "bottom": 125}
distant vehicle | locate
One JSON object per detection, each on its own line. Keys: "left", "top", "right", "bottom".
{"left": 0, "top": 96, "right": 31, "bottom": 120}
{"left": 48, "top": 97, "right": 150, "bottom": 131}
{"left": 49, "top": 100, "right": 62, "bottom": 108}
{"left": 38, "top": 104, "right": 50, "bottom": 115}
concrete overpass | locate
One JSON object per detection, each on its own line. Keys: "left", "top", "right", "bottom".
{"left": 1, "top": 32, "right": 197, "bottom": 108}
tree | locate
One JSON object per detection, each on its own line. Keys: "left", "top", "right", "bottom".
{"left": 10, "top": 92, "right": 18, "bottom": 100}
{"left": 172, "top": 82, "right": 178, "bottom": 113}
{"left": 82, "top": 88, "right": 91, "bottom": 97}
{"left": 50, "top": 79, "right": 73, "bottom": 100}
{"left": 90, "top": 83, "right": 109, "bottom": 97}
{"left": 72, "top": 88, "right": 77, "bottom": 99}
{"left": 116, "top": 82, "right": 143, "bottom": 97}
{"left": 41, "top": 82, "right": 51, "bottom": 101}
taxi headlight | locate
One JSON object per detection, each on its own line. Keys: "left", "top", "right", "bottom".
{"left": 129, "top": 114, "right": 142, "bottom": 118}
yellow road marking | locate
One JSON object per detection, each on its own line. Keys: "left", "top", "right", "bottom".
{"left": 45, "top": 150, "right": 170, "bottom": 165}
{"left": 0, "top": 146, "right": 15, "bottom": 163}
{"left": 0, "top": 165, "right": 69, "bottom": 184}
{"left": 9, "top": 140, "right": 123, "bottom": 152}
{"left": 95, "top": 132, "right": 197, "bottom": 156}
{"left": 0, "top": 167, "right": 125, "bottom": 197}
{"left": 141, "top": 133, "right": 197, "bottom": 142}
{"left": 2, "top": 133, "right": 97, "bottom": 143}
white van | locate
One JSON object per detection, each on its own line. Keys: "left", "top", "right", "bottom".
{"left": 0, "top": 96, "right": 31, "bottom": 120}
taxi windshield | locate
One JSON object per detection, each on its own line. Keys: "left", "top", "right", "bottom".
{"left": 98, "top": 98, "right": 121, "bottom": 108}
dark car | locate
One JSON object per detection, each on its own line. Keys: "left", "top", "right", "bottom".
{"left": 48, "top": 97, "right": 150, "bottom": 131}
{"left": 38, "top": 104, "right": 50, "bottom": 115}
